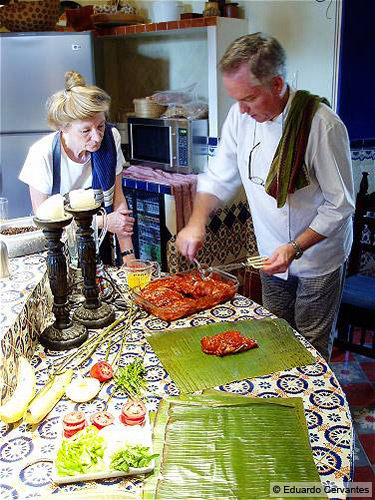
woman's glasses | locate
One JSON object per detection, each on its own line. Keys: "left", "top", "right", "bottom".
{"left": 248, "top": 141, "right": 265, "bottom": 186}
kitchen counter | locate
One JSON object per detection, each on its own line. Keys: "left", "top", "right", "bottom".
{"left": 0, "top": 257, "right": 353, "bottom": 499}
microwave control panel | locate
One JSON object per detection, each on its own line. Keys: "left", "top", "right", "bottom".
{"left": 177, "top": 128, "right": 188, "bottom": 167}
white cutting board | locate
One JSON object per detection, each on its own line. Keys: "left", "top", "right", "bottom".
{"left": 51, "top": 417, "right": 155, "bottom": 485}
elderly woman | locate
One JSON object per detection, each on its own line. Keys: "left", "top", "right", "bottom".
{"left": 19, "top": 70, "right": 134, "bottom": 265}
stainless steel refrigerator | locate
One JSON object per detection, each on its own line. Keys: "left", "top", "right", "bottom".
{"left": 0, "top": 31, "right": 95, "bottom": 218}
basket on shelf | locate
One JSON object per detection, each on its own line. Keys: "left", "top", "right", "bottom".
{"left": 133, "top": 97, "right": 167, "bottom": 119}
{"left": 0, "top": 0, "right": 60, "bottom": 32}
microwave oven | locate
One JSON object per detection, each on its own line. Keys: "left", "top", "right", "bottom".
{"left": 127, "top": 117, "right": 208, "bottom": 174}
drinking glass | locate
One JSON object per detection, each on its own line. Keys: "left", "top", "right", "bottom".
{"left": 0, "top": 198, "right": 8, "bottom": 224}
{"left": 66, "top": 208, "right": 108, "bottom": 269}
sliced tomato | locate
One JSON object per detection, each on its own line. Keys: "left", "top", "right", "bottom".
{"left": 63, "top": 422, "right": 86, "bottom": 439}
{"left": 122, "top": 400, "right": 146, "bottom": 418}
{"left": 90, "top": 411, "right": 115, "bottom": 430}
{"left": 63, "top": 411, "right": 85, "bottom": 427}
{"left": 120, "top": 400, "right": 146, "bottom": 426}
{"left": 63, "top": 421, "right": 86, "bottom": 432}
{"left": 120, "top": 414, "right": 145, "bottom": 426}
{"left": 89, "top": 361, "right": 113, "bottom": 382}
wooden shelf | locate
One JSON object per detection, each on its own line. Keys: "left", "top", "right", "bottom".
{"left": 94, "top": 16, "right": 232, "bottom": 37}
{"left": 94, "top": 17, "right": 248, "bottom": 138}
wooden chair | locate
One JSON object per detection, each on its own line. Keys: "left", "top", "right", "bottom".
{"left": 334, "top": 172, "right": 375, "bottom": 358}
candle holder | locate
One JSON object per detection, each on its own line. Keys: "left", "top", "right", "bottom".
{"left": 34, "top": 215, "right": 88, "bottom": 351}
{"left": 65, "top": 203, "right": 115, "bottom": 328}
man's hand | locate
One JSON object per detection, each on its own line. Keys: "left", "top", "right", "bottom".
{"left": 261, "top": 243, "right": 296, "bottom": 275}
{"left": 107, "top": 210, "right": 135, "bottom": 237}
{"left": 176, "top": 224, "right": 206, "bottom": 262}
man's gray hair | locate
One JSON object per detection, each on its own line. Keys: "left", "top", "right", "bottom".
{"left": 219, "top": 32, "right": 287, "bottom": 85}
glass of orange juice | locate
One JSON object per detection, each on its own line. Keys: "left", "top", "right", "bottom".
{"left": 123, "top": 259, "right": 160, "bottom": 289}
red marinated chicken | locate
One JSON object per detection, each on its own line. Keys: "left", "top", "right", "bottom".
{"left": 201, "top": 331, "right": 258, "bottom": 357}
{"left": 137, "top": 270, "right": 237, "bottom": 321}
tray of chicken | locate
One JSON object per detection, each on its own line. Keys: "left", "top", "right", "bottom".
{"left": 132, "top": 269, "right": 239, "bottom": 321}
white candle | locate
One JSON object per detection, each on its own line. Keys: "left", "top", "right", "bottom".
{"left": 36, "top": 194, "right": 65, "bottom": 220}
{"left": 69, "top": 189, "right": 97, "bottom": 210}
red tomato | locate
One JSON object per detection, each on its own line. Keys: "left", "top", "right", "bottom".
{"left": 90, "top": 411, "right": 115, "bottom": 430}
{"left": 63, "top": 421, "right": 86, "bottom": 439}
{"left": 63, "top": 411, "right": 86, "bottom": 438}
{"left": 120, "top": 400, "right": 146, "bottom": 426}
{"left": 89, "top": 361, "right": 113, "bottom": 382}
{"left": 63, "top": 411, "right": 85, "bottom": 427}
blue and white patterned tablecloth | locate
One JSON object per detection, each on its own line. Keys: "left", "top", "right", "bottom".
{"left": 0, "top": 254, "right": 52, "bottom": 396}
{"left": 0, "top": 266, "right": 353, "bottom": 500}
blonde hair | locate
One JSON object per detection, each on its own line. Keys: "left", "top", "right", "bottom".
{"left": 47, "top": 71, "right": 111, "bottom": 130}
{"left": 219, "top": 33, "right": 286, "bottom": 86}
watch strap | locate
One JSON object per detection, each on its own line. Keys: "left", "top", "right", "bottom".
{"left": 121, "top": 249, "right": 135, "bottom": 257}
{"left": 289, "top": 239, "right": 303, "bottom": 259}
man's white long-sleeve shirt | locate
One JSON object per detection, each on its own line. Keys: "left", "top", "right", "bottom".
{"left": 198, "top": 89, "right": 355, "bottom": 279}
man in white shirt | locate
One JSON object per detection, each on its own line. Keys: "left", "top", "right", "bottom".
{"left": 176, "top": 33, "right": 355, "bottom": 360}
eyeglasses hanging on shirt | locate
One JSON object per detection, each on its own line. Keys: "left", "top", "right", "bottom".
{"left": 248, "top": 121, "right": 264, "bottom": 186}
{"left": 248, "top": 108, "right": 287, "bottom": 187}
{"left": 248, "top": 140, "right": 263, "bottom": 185}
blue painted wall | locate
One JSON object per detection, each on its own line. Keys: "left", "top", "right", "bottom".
{"left": 337, "top": 0, "right": 375, "bottom": 141}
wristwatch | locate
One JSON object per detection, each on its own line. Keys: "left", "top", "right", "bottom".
{"left": 289, "top": 240, "right": 303, "bottom": 260}
{"left": 121, "top": 249, "right": 135, "bottom": 257}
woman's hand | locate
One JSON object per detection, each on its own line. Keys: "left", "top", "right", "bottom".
{"left": 107, "top": 209, "right": 135, "bottom": 237}
{"left": 122, "top": 252, "right": 135, "bottom": 265}
{"left": 261, "top": 243, "right": 296, "bottom": 275}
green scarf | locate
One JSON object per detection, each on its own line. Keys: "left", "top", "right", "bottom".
{"left": 264, "top": 90, "right": 330, "bottom": 208}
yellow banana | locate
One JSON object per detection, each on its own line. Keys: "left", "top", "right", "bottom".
{"left": 0, "top": 356, "right": 36, "bottom": 424}
{"left": 24, "top": 368, "right": 73, "bottom": 424}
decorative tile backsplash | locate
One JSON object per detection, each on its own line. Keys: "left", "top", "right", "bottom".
{"left": 351, "top": 146, "right": 375, "bottom": 275}
{"left": 351, "top": 147, "right": 375, "bottom": 195}
{"left": 95, "top": 16, "right": 220, "bottom": 37}
{"left": 167, "top": 187, "right": 257, "bottom": 274}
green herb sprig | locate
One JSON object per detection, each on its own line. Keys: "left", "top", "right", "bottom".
{"left": 113, "top": 360, "right": 146, "bottom": 399}
{"left": 110, "top": 444, "right": 158, "bottom": 472}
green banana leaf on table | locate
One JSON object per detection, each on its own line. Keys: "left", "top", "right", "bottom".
{"left": 144, "top": 391, "right": 326, "bottom": 499}
{"left": 147, "top": 318, "right": 315, "bottom": 394}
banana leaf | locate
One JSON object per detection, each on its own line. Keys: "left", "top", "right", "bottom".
{"left": 147, "top": 318, "right": 315, "bottom": 393}
{"left": 144, "top": 392, "right": 326, "bottom": 499}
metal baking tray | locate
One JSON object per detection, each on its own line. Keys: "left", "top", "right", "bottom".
{"left": 0, "top": 216, "right": 46, "bottom": 258}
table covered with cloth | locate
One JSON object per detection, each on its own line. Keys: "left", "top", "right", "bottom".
{"left": 0, "top": 264, "right": 353, "bottom": 500}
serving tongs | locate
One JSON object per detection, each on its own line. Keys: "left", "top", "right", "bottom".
{"left": 193, "top": 258, "right": 213, "bottom": 281}
{"left": 194, "top": 255, "right": 269, "bottom": 280}
{"left": 245, "top": 255, "right": 269, "bottom": 269}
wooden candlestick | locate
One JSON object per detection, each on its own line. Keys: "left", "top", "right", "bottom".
{"left": 34, "top": 215, "right": 88, "bottom": 351}
{"left": 65, "top": 204, "right": 115, "bottom": 328}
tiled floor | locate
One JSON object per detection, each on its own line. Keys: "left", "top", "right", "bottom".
{"left": 330, "top": 331, "right": 375, "bottom": 491}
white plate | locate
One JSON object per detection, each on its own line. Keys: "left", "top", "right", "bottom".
{"left": 51, "top": 415, "right": 155, "bottom": 484}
